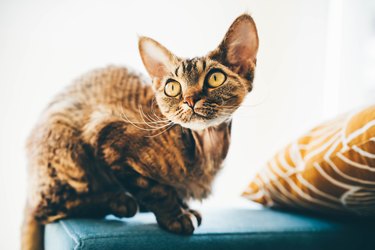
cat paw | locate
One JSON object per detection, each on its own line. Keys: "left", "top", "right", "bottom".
{"left": 109, "top": 192, "right": 138, "bottom": 218}
{"left": 157, "top": 209, "right": 201, "bottom": 235}
{"left": 186, "top": 209, "right": 202, "bottom": 226}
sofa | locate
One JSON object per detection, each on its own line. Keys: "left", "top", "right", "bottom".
{"left": 45, "top": 208, "right": 375, "bottom": 250}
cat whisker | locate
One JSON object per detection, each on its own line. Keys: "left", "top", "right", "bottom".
{"left": 145, "top": 123, "right": 175, "bottom": 138}
{"left": 144, "top": 108, "right": 161, "bottom": 123}
{"left": 126, "top": 120, "right": 173, "bottom": 132}
{"left": 120, "top": 115, "right": 172, "bottom": 131}
{"left": 142, "top": 99, "right": 160, "bottom": 123}
{"left": 139, "top": 105, "right": 156, "bottom": 123}
{"left": 120, "top": 105, "right": 173, "bottom": 132}
{"left": 149, "top": 97, "right": 169, "bottom": 122}
{"left": 150, "top": 98, "right": 171, "bottom": 120}
{"left": 138, "top": 105, "right": 169, "bottom": 129}
{"left": 118, "top": 108, "right": 170, "bottom": 124}
{"left": 118, "top": 105, "right": 169, "bottom": 124}
{"left": 119, "top": 112, "right": 170, "bottom": 125}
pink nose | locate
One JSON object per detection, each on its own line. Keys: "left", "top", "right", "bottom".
{"left": 184, "top": 96, "right": 198, "bottom": 108}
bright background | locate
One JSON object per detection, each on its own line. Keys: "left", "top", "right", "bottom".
{"left": 1, "top": 0, "right": 374, "bottom": 248}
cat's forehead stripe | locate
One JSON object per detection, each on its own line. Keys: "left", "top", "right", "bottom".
{"left": 181, "top": 61, "right": 186, "bottom": 73}
{"left": 185, "top": 60, "right": 192, "bottom": 73}
{"left": 175, "top": 66, "right": 180, "bottom": 77}
{"left": 184, "top": 58, "right": 198, "bottom": 83}
{"left": 174, "top": 57, "right": 206, "bottom": 80}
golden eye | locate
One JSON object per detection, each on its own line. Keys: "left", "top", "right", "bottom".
{"left": 207, "top": 71, "right": 226, "bottom": 88}
{"left": 164, "top": 81, "right": 181, "bottom": 97}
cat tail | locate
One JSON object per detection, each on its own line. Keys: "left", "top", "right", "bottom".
{"left": 21, "top": 203, "right": 44, "bottom": 250}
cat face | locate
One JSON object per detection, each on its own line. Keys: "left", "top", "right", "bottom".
{"left": 139, "top": 14, "right": 259, "bottom": 130}
{"left": 148, "top": 57, "right": 252, "bottom": 130}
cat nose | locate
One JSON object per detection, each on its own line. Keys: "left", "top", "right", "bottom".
{"left": 184, "top": 95, "right": 199, "bottom": 108}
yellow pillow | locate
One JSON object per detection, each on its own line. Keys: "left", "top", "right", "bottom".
{"left": 242, "top": 105, "right": 375, "bottom": 216}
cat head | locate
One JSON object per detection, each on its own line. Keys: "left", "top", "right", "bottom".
{"left": 139, "top": 14, "right": 259, "bottom": 130}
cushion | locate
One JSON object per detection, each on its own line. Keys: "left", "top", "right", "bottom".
{"left": 242, "top": 105, "right": 375, "bottom": 216}
{"left": 45, "top": 208, "right": 375, "bottom": 250}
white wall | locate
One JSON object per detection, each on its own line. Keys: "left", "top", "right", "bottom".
{"left": 0, "top": 0, "right": 373, "bottom": 248}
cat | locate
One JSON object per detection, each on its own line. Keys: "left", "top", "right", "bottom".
{"left": 21, "top": 14, "right": 259, "bottom": 250}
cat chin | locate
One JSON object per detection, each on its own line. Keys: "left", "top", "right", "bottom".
{"left": 177, "top": 117, "right": 230, "bottom": 131}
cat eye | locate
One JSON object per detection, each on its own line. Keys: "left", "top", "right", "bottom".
{"left": 164, "top": 80, "right": 181, "bottom": 97}
{"left": 206, "top": 70, "right": 226, "bottom": 88}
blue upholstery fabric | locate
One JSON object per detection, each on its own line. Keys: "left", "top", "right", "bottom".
{"left": 45, "top": 208, "right": 375, "bottom": 250}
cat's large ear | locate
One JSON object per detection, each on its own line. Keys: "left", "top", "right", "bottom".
{"left": 208, "top": 14, "right": 259, "bottom": 81}
{"left": 138, "top": 37, "right": 179, "bottom": 82}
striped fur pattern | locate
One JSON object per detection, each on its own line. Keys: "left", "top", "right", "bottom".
{"left": 243, "top": 105, "right": 375, "bottom": 216}
{"left": 22, "top": 14, "right": 259, "bottom": 249}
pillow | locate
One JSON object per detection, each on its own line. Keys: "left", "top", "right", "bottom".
{"left": 242, "top": 105, "right": 375, "bottom": 216}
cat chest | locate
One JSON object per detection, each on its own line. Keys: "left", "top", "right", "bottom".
{"left": 124, "top": 141, "right": 224, "bottom": 199}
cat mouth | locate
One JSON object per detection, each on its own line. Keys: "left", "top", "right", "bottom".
{"left": 177, "top": 107, "right": 221, "bottom": 126}
{"left": 178, "top": 109, "right": 229, "bottom": 130}
{"left": 190, "top": 112, "right": 207, "bottom": 120}
{"left": 189, "top": 107, "right": 212, "bottom": 119}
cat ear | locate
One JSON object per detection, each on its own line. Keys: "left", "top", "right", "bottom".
{"left": 138, "top": 36, "right": 179, "bottom": 80}
{"left": 209, "top": 14, "right": 259, "bottom": 81}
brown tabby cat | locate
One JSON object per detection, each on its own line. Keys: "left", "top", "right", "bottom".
{"left": 21, "top": 14, "right": 259, "bottom": 250}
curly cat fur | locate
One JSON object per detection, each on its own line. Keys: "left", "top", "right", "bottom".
{"left": 21, "top": 14, "right": 259, "bottom": 250}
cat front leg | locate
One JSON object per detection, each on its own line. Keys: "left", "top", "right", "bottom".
{"left": 107, "top": 191, "right": 138, "bottom": 218}
{"left": 149, "top": 185, "right": 201, "bottom": 235}
{"left": 119, "top": 169, "right": 201, "bottom": 235}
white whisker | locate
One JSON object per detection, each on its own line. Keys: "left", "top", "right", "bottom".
{"left": 138, "top": 105, "right": 168, "bottom": 129}
{"left": 120, "top": 105, "right": 173, "bottom": 131}
{"left": 150, "top": 97, "right": 168, "bottom": 122}
{"left": 145, "top": 123, "right": 175, "bottom": 138}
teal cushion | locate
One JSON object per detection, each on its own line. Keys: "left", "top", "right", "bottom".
{"left": 45, "top": 208, "right": 375, "bottom": 250}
